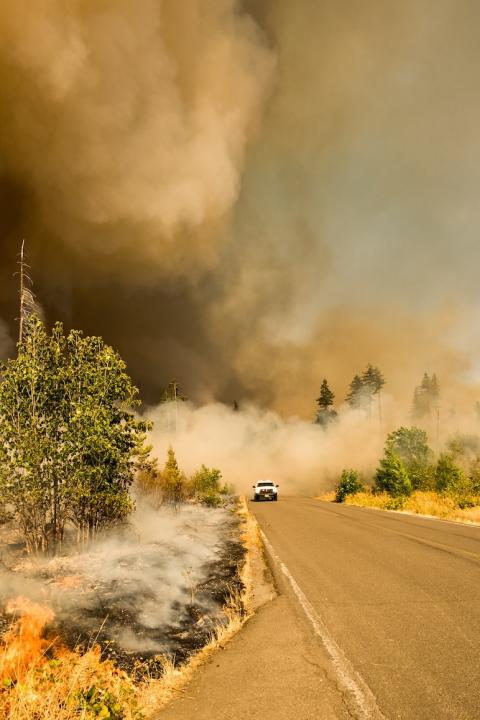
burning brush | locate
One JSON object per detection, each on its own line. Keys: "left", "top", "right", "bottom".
{"left": 0, "top": 596, "right": 152, "bottom": 720}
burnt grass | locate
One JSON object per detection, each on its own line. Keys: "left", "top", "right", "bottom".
{"left": 1, "top": 509, "right": 247, "bottom": 680}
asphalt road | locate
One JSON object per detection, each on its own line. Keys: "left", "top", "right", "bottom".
{"left": 251, "top": 497, "right": 480, "bottom": 720}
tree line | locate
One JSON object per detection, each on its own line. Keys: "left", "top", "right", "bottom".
{"left": 314, "top": 368, "right": 451, "bottom": 429}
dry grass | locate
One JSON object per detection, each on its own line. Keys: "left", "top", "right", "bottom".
{"left": 342, "top": 490, "right": 480, "bottom": 524}
{"left": 0, "top": 498, "right": 259, "bottom": 719}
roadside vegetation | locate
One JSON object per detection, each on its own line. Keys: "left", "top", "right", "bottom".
{"left": 0, "top": 293, "right": 241, "bottom": 717}
{"left": 332, "top": 426, "right": 480, "bottom": 523}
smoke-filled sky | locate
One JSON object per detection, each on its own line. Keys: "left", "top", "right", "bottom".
{"left": 1, "top": 0, "right": 480, "bottom": 416}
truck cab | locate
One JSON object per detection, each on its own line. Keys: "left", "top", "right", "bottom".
{"left": 252, "top": 480, "right": 279, "bottom": 502}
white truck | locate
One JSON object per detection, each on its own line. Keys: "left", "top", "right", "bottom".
{"left": 252, "top": 480, "right": 279, "bottom": 502}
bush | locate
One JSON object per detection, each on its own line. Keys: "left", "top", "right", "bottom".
{"left": 385, "top": 426, "right": 434, "bottom": 490}
{"left": 189, "top": 465, "right": 225, "bottom": 506}
{"left": 384, "top": 495, "right": 406, "bottom": 510}
{"left": 435, "top": 453, "right": 467, "bottom": 494}
{"left": 335, "top": 469, "right": 364, "bottom": 503}
{"left": 375, "top": 448, "right": 412, "bottom": 497}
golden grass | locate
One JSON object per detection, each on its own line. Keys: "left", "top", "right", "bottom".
{"left": 342, "top": 490, "right": 480, "bottom": 524}
{"left": 0, "top": 498, "right": 259, "bottom": 719}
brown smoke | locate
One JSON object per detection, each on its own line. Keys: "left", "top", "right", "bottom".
{"left": 0, "top": 1, "right": 479, "bottom": 418}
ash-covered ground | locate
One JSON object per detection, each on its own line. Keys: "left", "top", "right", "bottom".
{"left": 0, "top": 501, "right": 245, "bottom": 676}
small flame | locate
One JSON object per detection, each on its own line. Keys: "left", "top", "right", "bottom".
{"left": 1, "top": 597, "right": 55, "bottom": 682}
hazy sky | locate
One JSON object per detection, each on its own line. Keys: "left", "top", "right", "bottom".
{"left": 0, "top": 0, "right": 479, "bottom": 414}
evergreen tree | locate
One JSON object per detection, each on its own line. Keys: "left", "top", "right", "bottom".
{"left": 315, "top": 379, "right": 337, "bottom": 428}
{"left": 412, "top": 372, "right": 440, "bottom": 420}
{"left": 361, "top": 364, "right": 385, "bottom": 396}
{"left": 362, "top": 364, "right": 385, "bottom": 422}
{"left": 317, "top": 379, "right": 334, "bottom": 409}
{"left": 346, "top": 375, "right": 366, "bottom": 409}
{"left": 160, "top": 446, "right": 186, "bottom": 506}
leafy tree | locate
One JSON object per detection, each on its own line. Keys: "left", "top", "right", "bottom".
{"left": 434, "top": 454, "right": 466, "bottom": 494}
{"left": 335, "top": 469, "right": 364, "bottom": 503}
{"left": 0, "top": 317, "right": 148, "bottom": 553}
{"left": 346, "top": 375, "right": 367, "bottom": 409}
{"left": 315, "top": 379, "right": 337, "bottom": 428}
{"left": 375, "top": 448, "right": 412, "bottom": 497}
{"left": 385, "top": 427, "right": 434, "bottom": 490}
{"left": 160, "top": 447, "right": 186, "bottom": 506}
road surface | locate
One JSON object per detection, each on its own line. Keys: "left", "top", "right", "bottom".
{"left": 252, "top": 497, "right": 480, "bottom": 720}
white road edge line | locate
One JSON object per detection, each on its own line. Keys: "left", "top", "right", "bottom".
{"left": 260, "top": 530, "right": 387, "bottom": 720}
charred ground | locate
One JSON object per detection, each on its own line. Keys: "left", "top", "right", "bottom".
{"left": 0, "top": 503, "right": 246, "bottom": 679}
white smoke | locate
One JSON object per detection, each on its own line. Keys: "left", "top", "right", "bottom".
{"left": 147, "top": 401, "right": 388, "bottom": 494}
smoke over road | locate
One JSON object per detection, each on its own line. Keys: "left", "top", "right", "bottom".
{"left": 0, "top": 1, "right": 479, "bottom": 416}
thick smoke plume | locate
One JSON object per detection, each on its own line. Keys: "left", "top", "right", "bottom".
{"left": 149, "top": 401, "right": 385, "bottom": 495}
{"left": 0, "top": 1, "right": 479, "bottom": 415}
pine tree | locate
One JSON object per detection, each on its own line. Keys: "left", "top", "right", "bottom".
{"left": 315, "top": 379, "right": 337, "bottom": 428}
{"left": 317, "top": 379, "right": 334, "bottom": 409}
{"left": 160, "top": 446, "right": 186, "bottom": 506}
{"left": 411, "top": 373, "right": 440, "bottom": 420}
{"left": 346, "top": 375, "right": 366, "bottom": 409}
{"left": 362, "top": 364, "right": 385, "bottom": 423}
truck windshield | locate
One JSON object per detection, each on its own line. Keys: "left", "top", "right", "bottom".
{"left": 258, "top": 482, "right": 274, "bottom": 487}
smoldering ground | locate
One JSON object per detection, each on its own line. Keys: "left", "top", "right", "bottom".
{"left": 0, "top": 501, "right": 245, "bottom": 672}
{"left": 0, "top": 1, "right": 480, "bottom": 414}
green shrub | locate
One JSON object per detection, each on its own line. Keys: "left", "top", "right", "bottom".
{"left": 385, "top": 495, "right": 406, "bottom": 510}
{"left": 375, "top": 448, "right": 412, "bottom": 497}
{"left": 457, "top": 497, "right": 476, "bottom": 510}
{"left": 335, "top": 469, "right": 364, "bottom": 503}
{"left": 190, "top": 465, "right": 225, "bottom": 506}
{"left": 435, "top": 453, "right": 466, "bottom": 494}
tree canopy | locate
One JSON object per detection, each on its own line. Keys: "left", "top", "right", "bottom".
{"left": 0, "top": 317, "right": 149, "bottom": 553}
{"left": 315, "top": 378, "right": 337, "bottom": 428}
